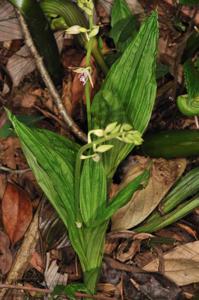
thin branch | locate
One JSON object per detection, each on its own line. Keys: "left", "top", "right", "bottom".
{"left": 0, "top": 284, "right": 116, "bottom": 300}
{"left": 0, "top": 165, "right": 30, "bottom": 174}
{"left": 17, "top": 12, "right": 87, "bottom": 143}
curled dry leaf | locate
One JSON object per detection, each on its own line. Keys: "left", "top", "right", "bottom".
{"left": 143, "top": 241, "right": 199, "bottom": 286}
{"left": 112, "top": 156, "right": 187, "bottom": 230}
{"left": 2, "top": 183, "right": 33, "bottom": 245}
{"left": 0, "top": 231, "right": 13, "bottom": 274}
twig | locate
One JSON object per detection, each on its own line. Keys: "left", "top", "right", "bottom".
{"left": 0, "top": 165, "right": 30, "bottom": 174}
{"left": 0, "top": 284, "right": 116, "bottom": 300}
{"left": 0, "top": 203, "right": 41, "bottom": 299}
{"left": 17, "top": 12, "right": 87, "bottom": 143}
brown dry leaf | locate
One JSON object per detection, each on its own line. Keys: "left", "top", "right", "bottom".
{"left": 2, "top": 183, "right": 33, "bottom": 245}
{"left": 6, "top": 45, "right": 35, "bottom": 87}
{"left": 0, "top": 0, "right": 22, "bottom": 42}
{"left": 6, "top": 32, "right": 64, "bottom": 87}
{"left": 0, "top": 174, "right": 7, "bottom": 199}
{"left": 0, "top": 230, "right": 13, "bottom": 274}
{"left": 111, "top": 156, "right": 186, "bottom": 230}
{"left": 30, "top": 252, "right": 44, "bottom": 273}
{"left": 62, "top": 77, "right": 73, "bottom": 116}
{"left": 143, "top": 241, "right": 199, "bottom": 286}
{"left": 1, "top": 137, "right": 21, "bottom": 169}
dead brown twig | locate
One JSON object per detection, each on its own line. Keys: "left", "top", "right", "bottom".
{"left": 17, "top": 12, "right": 87, "bottom": 143}
{"left": 0, "top": 284, "right": 116, "bottom": 300}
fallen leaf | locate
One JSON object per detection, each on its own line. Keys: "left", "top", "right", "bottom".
{"left": 6, "top": 45, "right": 35, "bottom": 87}
{"left": 6, "top": 32, "right": 64, "bottom": 87}
{"left": 0, "top": 0, "right": 22, "bottom": 42}
{"left": 0, "top": 230, "right": 13, "bottom": 274}
{"left": 0, "top": 174, "right": 6, "bottom": 198}
{"left": 30, "top": 252, "right": 44, "bottom": 273}
{"left": 112, "top": 156, "right": 186, "bottom": 230}
{"left": 1, "top": 137, "right": 21, "bottom": 169}
{"left": 143, "top": 241, "right": 199, "bottom": 286}
{"left": 2, "top": 183, "right": 33, "bottom": 245}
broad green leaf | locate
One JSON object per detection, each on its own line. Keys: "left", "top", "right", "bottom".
{"left": 89, "top": 170, "right": 149, "bottom": 228}
{"left": 80, "top": 159, "right": 107, "bottom": 225}
{"left": 111, "top": 0, "right": 131, "bottom": 28}
{"left": 91, "top": 12, "right": 158, "bottom": 178}
{"left": 7, "top": 111, "right": 88, "bottom": 268}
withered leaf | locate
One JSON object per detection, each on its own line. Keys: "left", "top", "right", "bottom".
{"left": 0, "top": 230, "right": 13, "bottom": 274}
{"left": 112, "top": 156, "right": 186, "bottom": 230}
{"left": 143, "top": 241, "right": 199, "bottom": 286}
{"left": 2, "top": 183, "right": 33, "bottom": 245}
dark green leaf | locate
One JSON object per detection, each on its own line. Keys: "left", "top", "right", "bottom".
{"left": 111, "top": 0, "right": 131, "bottom": 28}
{"left": 90, "top": 170, "right": 149, "bottom": 227}
{"left": 179, "top": 0, "right": 199, "bottom": 5}
{"left": 91, "top": 12, "right": 158, "bottom": 178}
{"left": 184, "top": 60, "right": 199, "bottom": 99}
{"left": 156, "top": 63, "right": 169, "bottom": 79}
{"left": 53, "top": 283, "right": 90, "bottom": 299}
{"left": 110, "top": 15, "right": 138, "bottom": 52}
{"left": 80, "top": 159, "right": 107, "bottom": 225}
{"left": 0, "top": 115, "right": 43, "bottom": 138}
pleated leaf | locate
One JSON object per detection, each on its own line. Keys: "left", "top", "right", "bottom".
{"left": 91, "top": 12, "right": 158, "bottom": 178}
{"left": 7, "top": 111, "right": 88, "bottom": 268}
{"left": 80, "top": 159, "right": 106, "bottom": 225}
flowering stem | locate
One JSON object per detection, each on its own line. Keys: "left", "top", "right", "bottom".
{"left": 85, "top": 40, "right": 93, "bottom": 131}
{"left": 74, "top": 131, "right": 123, "bottom": 210}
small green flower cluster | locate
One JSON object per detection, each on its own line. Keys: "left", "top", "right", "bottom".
{"left": 81, "top": 122, "right": 143, "bottom": 161}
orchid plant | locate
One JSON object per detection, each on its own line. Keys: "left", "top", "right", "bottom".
{"left": 7, "top": 0, "right": 159, "bottom": 298}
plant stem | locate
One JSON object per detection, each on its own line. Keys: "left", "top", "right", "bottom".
{"left": 85, "top": 16, "right": 94, "bottom": 131}
{"left": 74, "top": 131, "right": 125, "bottom": 211}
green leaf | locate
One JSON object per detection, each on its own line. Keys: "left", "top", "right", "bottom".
{"left": 110, "top": 0, "right": 137, "bottom": 52}
{"left": 80, "top": 159, "right": 107, "bottom": 225}
{"left": 7, "top": 110, "right": 88, "bottom": 269}
{"left": 82, "top": 222, "right": 108, "bottom": 292}
{"left": 156, "top": 63, "right": 169, "bottom": 79}
{"left": 91, "top": 12, "right": 158, "bottom": 178}
{"left": 179, "top": 0, "right": 199, "bottom": 5}
{"left": 111, "top": 0, "right": 131, "bottom": 28}
{"left": 89, "top": 170, "right": 149, "bottom": 227}
{"left": 184, "top": 60, "right": 199, "bottom": 99}
{"left": 53, "top": 283, "right": 90, "bottom": 299}
{"left": 0, "top": 115, "right": 44, "bottom": 138}
{"left": 110, "top": 15, "right": 138, "bottom": 52}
